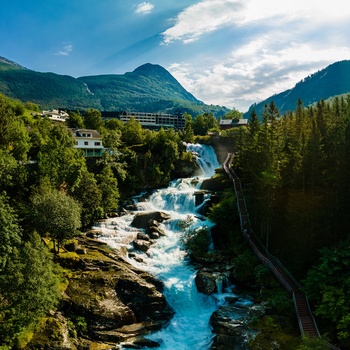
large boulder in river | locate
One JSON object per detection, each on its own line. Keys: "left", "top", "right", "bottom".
{"left": 133, "top": 239, "right": 151, "bottom": 252}
{"left": 131, "top": 211, "right": 171, "bottom": 229}
{"left": 210, "top": 304, "right": 251, "bottom": 350}
{"left": 195, "top": 269, "right": 217, "bottom": 295}
{"left": 146, "top": 225, "right": 166, "bottom": 239}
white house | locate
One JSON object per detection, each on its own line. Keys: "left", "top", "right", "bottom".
{"left": 70, "top": 128, "right": 105, "bottom": 157}
{"left": 42, "top": 109, "right": 69, "bottom": 123}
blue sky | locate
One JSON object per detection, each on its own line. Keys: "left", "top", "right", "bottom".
{"left": 1, "top": 0, "right": 350, "bottom": 112}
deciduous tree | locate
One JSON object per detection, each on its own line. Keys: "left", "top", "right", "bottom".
{"left": 31, "top": 189, "right": 81, "bottom": 253}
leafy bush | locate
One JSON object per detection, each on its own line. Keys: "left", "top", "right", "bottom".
{"left": 184, "top": 227, "right": 211, "bottom": 255}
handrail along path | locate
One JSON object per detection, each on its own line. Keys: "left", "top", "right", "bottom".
{"left": 222, "top": 153, "right": 332, "bottom": 342}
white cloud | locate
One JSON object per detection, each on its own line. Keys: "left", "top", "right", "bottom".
{"left": 55, "top": 43, "right": 73, "bottom": 56}
{"left": 162, "top": 0, "right": 243, "bottom": 44}
{"left": 162, "top": 0, "right": 349, "bottom": 44}
{"left": 165, "top": 0, "right": 350, "bottom": 111}
{"left": 169, "top": 39, "right": 350, "bottom": 111}
{"left": 135, "top": 2, "right": 154, "bottom": 15}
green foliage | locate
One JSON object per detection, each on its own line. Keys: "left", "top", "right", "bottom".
{"left": 233, "top": 250, "right": 260, "bottom": 285}
{"left": 224, "top": 108, "right": 242, "bottom": 120}
{"left": 104, "top": 118, "right": 125, "bottom": 131}
{"left": 192, "top": 112, "right": 219, "bottom": 135}
{"left": 249, "top": 316, "right": 300, "bottom": 350}
{"left": 0, "top": 92, "right": 218, "bottom": 347}
{"left": 209, "top": 189, "right": 240, "bottom": 252}
{"left": 66, "top": 111, "right": 84, "bottom": 128}
{"left": 184, "top": 227, "right": 212, "bottom": 255}
{"left": 296, "top": 336, "right": 329, "bottom": 350}
{"left": 96, "top": 166, "right": 120, "bottom": 213}
{"left": 70, "top": 170, "right": 103, "bottom": 227}
{"left": 0, "top": 61, "right": 102, "bottom": 110}
{"left": 0, "top": 150, "right": 18, "bottom": 191}
{"left": 0, "top": 193, "right": 21, "bottom": 271}
{"left": 83, "top": 108, "right": 103, "bottom": 131}
{"left": 236, "top": 95, "right": 350, "bottom": 345}
{"left": 99, "top": 128, "right": 127, "bottom": 181}
{"left": 31, "top": 188, "right": 82, "bottom": 253}
{"left": 37, "top": 123, "right": 86, "bottom": 190}
{"left": 67, "top": 315, "right": 88, "bottom": 337}
{"left": 0, "top": 221, "right": 61, "bottom": 347}
{"left": 303, "top": 239, "right": 350, "bottom": 346}
{"left": 0, "top": 93, "right": 30, "bottom": 161}
{"left": 182, "top": 112, "right": 195, "bottom": 142}
{"left": 122, "top": 117, "right": 144, "bottom": 146}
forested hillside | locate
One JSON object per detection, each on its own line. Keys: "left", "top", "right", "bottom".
{"left": 0, "top": 56, "right": 229, "bottom": 117}
{"left": 235, "top": 98, "right": 350, "bottom": 348}
{"left": 244, "top": 60, "right": 350, "bottom": 117}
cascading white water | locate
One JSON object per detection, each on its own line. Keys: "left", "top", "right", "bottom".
{"left": 95, "top": 144, "right": 241, "bottom": 349}
{"left": 184, "top": 142, "right": 220, "bottom": 177}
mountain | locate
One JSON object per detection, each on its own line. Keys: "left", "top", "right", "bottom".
{"left": 0, "top": 56, "right": 229, "bottom": 117}
{"left": 77, "top": 63, "right": 200, "bottom": 111}
{"left": 0, "top": 57, "right": 101, "bottom": 110}
{"left": 244, "top": 60, "right": 350, "bottom": 118}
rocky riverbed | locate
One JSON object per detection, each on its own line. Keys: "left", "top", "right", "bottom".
{"left": 24, "top": 209, "right": 264, "bottom": 349}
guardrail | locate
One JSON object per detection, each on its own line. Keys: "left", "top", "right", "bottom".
{"left": 222, "top": 153, "right": 342, "bottom": 348}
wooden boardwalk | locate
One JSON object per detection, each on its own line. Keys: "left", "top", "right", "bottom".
{"left": 223, "top": 153, "right": 321, "bottom": 338}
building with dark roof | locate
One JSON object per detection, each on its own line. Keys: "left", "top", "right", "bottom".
{"left": 219, "top": 118, "right": 248, "bottom": 130}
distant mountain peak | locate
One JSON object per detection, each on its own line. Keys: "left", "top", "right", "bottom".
{"left": 133, "top": 63, "right": 166, "bottom": 74}
{"left": 133, "top": 63, "right": 175, "bottom": 81}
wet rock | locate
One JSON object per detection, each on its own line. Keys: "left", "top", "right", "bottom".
{"left": 146, "top": 225, "right": 165, "bottom": 239}
{"left": 53, "top": 236, "right": 173, "bottom": 347}
{"left": 131, "top": 212, "right": 171, "bottom": 229}
{"left": 148, "top": 219, "right": 159, "bottom": 227}
{"left": 137, "top": 232, "right": 150, "bottom": 241}
{"left": 133, "top": 239, "right": 151, "bottom": 252}
{"left": 115, "top": 278, "right": 174, "bottom": 324}
{"left": 128, "top": 252, "right": 144, "bottom": 263}
{"left": 195, "top": 269, "right": 217, "bottom": 295}
{"left": 121, "top": 336, "right": 161, "bottom": 348}
{"left": 249, "top": 303, "right": 266, "bottom": 318}
{"left": 210, "top": 304, "right": 251, "bottom": 350}
{"left": 85, "top": 229, "right": 103, "bottom": 238}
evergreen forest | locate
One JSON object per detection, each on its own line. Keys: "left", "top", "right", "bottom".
{"left": 234, "top": 97, "right": 350, "bottom": 349}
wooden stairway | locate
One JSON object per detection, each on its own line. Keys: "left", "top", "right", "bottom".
{"left": 223, "top": 153, "right": 321, "bottom": 339}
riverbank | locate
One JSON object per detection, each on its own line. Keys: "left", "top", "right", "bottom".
{"left": 24, "top": 234, "right": 175, "bottom": 349}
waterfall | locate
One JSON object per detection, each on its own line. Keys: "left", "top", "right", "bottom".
{"left": 94, "top": 143, "right": 245, "bottom": 349}
{"left": 184, "top": 142, "right": 220, "bottom": 177}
